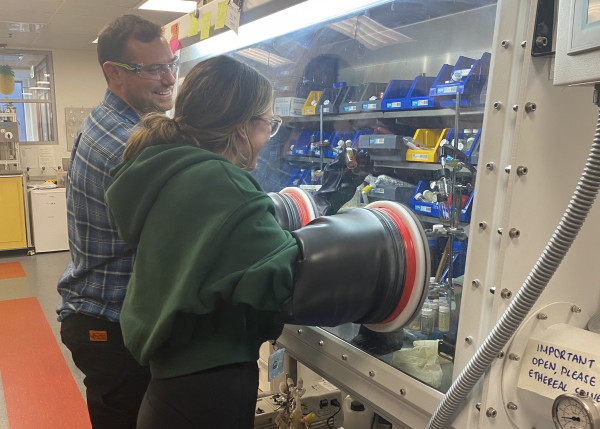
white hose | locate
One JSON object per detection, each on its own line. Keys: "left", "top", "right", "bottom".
{"left": 427, "top": 106, "right": 600, "bottom": 428}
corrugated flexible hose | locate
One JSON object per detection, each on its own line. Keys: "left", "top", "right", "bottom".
{"left": 427, "top": 105, "right": 600, "bottom": 429}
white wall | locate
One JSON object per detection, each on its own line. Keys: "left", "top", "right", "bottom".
{"left": 20, "top": 48, "right": 106, "bottom": 174}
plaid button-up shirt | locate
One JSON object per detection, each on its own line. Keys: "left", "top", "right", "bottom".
{"left": 57, "top": 90, "right": 140, "bottom": 322}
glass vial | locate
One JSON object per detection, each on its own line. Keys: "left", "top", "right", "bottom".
{"left": 438, "top": 303, "right": 450, "bottom": 333}
{"left": 421, "top": 307, "right": 434, "bottom": 335}
{"left": 409, "top": 312, "right": 421, "bottom": 330}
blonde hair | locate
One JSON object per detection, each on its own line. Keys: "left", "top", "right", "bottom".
{"left": 124, "top": 55, "right": 273, "bottom": 169}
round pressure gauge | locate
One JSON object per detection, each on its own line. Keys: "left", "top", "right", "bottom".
{"left": 552, "top": 392, "right": 600, "bottom": 429}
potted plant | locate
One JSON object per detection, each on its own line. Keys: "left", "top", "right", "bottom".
{"left": 0, "top": 65, "right": 15, "bottom": 96}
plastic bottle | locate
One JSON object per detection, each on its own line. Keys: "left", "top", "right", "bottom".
{"left": 438, "top": 303, "right": 450, "bottom": 333}
{"left": 463, "top": 129, "right": 475, "bottom": 151}
{"left": 342, "top": 395, "right": 374, "bottom": 429}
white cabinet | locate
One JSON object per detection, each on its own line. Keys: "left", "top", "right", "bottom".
{"left": 29, "top": 188, "right": 68, "bottom": 253}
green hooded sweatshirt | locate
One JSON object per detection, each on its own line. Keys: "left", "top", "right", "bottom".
{"left": 105, "top": 144, "right": 299, "bottom": 379}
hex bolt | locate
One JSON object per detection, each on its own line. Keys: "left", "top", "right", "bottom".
{"left": 505, "top": 165, "right": 511, "bottom": 174}
{"left": 486, "top": 162, "right": 495, "bottom": 171}
{"left": 521, "top": 41, "right": 527, "bottom": 48}
{"left": 341, "top": 354, "right": 348, "bottom": 361}
{"left": 509, "top": 353, "right": 521, "bottom": 361}
{"left": 369, "top": 370, "right": 375, "bottom": 377}
{"left": 509, "top": 228, "right": 520, "bottom": 239}
{"left": 497, "top": 228, "right": 503, "bottom": 235}
{"left": 498, "top": 351, "right": 505, "bottom": 359}
{"left": 571, "top": 305, "right": 582, "bottom": 313}
{"left": 507, "top": 402, "right": 518, "bottom": 410}
{"left": 400, "top": 388, "right": 406, "bottom": 396}
{"left": 476, "top": 403, "right": 482, "bottom": 411}
{"left": 486, "top": 407, "right": 497, "bottom": 418}
{"left": 535, "top": 36, "right": 548, "bottom": 48}
{"left": 318, "top": 340, "right": 324, "bottom": 346}
{"left": 525, "top": 102, "right": 537, "bottom": 113}
{"left": 516, "top": 165, "right": 528, "bottom": 176}
{"left": 472, "top": 279, "right": 481, "bottom": 288}
{"left": 493, "top": 101, "right": 502, "bottom": 110}
{"left": 501, "top": 40, "right": 510, "bottom": 48}
{"left": 479, "top": 221, "right": 487, "bottom": 230}
{"left": 465, "top": 336, "right": 473, "bottom": 345}
{"left": 297, "top": 328, "right": 303, "bottom": 334}
{"left": 490, "top": 287, "right": 496, "bottom": 294}
{"left": 537, "top": 313, "right": 548, "bottom": 320}
{"left": 501, "top": 289, "right": 513, "bottom": 299}
{"left": 513, "top": 104, "right": 519, "bottom": 111}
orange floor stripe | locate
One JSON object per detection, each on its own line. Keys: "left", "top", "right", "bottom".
{"left": 0, "top": 298, "right": 91, "bottom": 429}
{"left": 0, "top": 262, "right": 26, "bottom": 280}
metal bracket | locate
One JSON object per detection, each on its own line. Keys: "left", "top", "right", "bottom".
{"left": 531, "top": 0, "right": 556, "bottom": 57}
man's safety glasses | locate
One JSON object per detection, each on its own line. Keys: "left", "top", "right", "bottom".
{"left": 109, "top": 56, "right": 179, "bottom": 81}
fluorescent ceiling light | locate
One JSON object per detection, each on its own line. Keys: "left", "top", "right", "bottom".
{"left": 0, "top": 54, "right": 24, "bottom": 61}
{"left": 138, "top": 0, "right": 197, "bottom": 13}
{"left": 329, "top": 15, "right": 413, "bottom": 49}
{"left": 183, "top": 0, "right": 393, "bottom": 61}
{"left": 36, "top": 81, "right": 51, "bottom": 85}
{"left": 235, "top": 48, "right": 293, "bottom": 67}
{"left": 7, "top": 22, "right": 44, "bottom": 33}
{"left": 29, "top": 87, "right": 50, "bottom": 90}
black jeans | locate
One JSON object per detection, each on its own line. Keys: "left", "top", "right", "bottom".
{"left": 61, "top": 313, "right": 151, "bottom": 429}
{"left": 137, "top": 362, "right": 259, "bottom": 429}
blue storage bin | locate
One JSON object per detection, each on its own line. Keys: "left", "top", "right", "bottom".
{"left": 311, "top": 131, "right": 332, "bottom": 158}
{"left": 408, "top": 180, "right": 473, "bottom": 222}
{"left": 429, "top": 52, "right": 491, "bottom": 107}
{"left": 440, "top": 128, "right": 482, "bottom": 165}
{"left": 291, "top": 130, "right": 330, "bottom": 157}
{"left": 291, "top": 130, "right": 312, "bottom": 156}
{"left": 285, "top": 168, "right": 310, "bottom": 187}
{"left": 327, "top": 130, "right": 354, "bottom": 158}
{"left": 350, "top": 129, "right": 371, "bottom": 147}
{"left": 382, "top": 76, "right": 436, "bottom": 111}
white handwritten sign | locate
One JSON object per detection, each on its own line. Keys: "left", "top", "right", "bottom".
{"left": 517, "top": 324, "right": 600, "bottom": 402}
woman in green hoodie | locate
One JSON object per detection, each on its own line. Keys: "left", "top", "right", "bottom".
{"left": 105, "top": 55, "right": 429, "bottom": 428}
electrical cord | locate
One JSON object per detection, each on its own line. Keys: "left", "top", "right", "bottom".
{"left": 326, "top": 401, "right": 342, "bottom": 428}
{"left": 427, "top": 97, "right": 600, "bottom": 428}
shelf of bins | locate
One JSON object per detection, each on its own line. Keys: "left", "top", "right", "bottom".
{"left": 285, "top": 107, "right": 484, "bottom": 124}
{"left": 282, "top": 155, "right": 335, "bottom": 166}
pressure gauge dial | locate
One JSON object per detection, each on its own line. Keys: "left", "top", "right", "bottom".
{"left": 552, "top": 392, "right": 600, "bottom": 429}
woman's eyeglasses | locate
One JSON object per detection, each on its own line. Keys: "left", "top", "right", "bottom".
{"left": 108, "top": 57, "right": 180, "bottom": 81}
{"left": 253, "top": 115, "right": 283, "bottom": 137}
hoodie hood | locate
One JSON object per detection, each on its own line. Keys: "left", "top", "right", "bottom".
{"left": 106, "top": 144, "right": 234, "bottom": 247}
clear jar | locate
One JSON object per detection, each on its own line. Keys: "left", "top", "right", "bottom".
{"left": 421, "top": 307, "right": 434, "bottom": 335}
{"left": 438, "top": 303, "right": 450, "bottom": 333}
{"left": 409, "top": 312, "right": 421, "bottom": 330}
{"left": 431, "top": 298, "right": 440, "bottom": 327}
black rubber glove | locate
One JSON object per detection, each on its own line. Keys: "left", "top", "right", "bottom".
{"left": 312, "top": 148, "right": 371, "bottom": 216}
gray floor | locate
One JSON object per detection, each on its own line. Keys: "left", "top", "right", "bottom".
{"left": 0, "top": 250, "right": 85, "bottom": 428}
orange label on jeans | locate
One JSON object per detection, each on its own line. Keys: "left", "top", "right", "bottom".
{"left": 89, "top": 330, "right": 108, "bottom": 342}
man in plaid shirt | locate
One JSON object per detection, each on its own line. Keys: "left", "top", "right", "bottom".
{"left": 57, "top": 15, "right": 176, "bottom": 429}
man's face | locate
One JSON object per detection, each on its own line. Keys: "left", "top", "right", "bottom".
{"left": 118, "top": 36, "right": 176, "bottom": 114}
